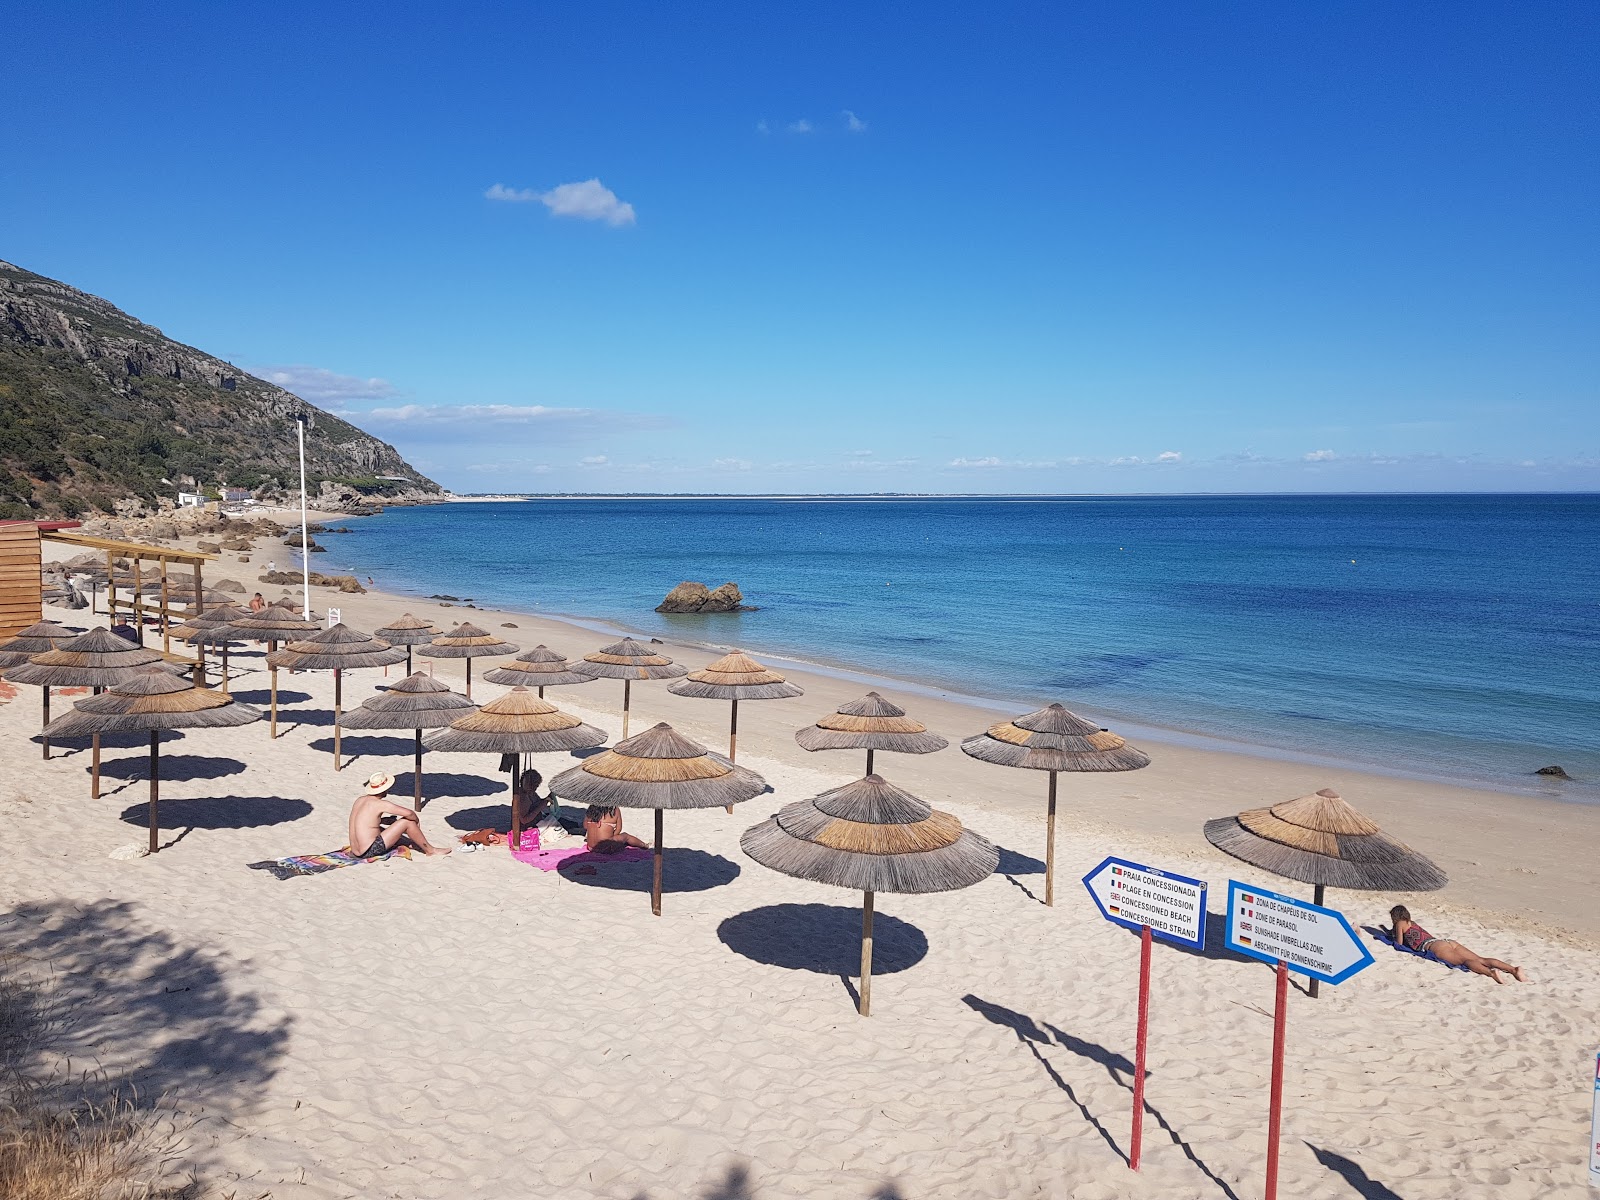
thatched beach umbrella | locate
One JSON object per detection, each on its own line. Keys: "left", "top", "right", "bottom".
{"left": 741, "top": 774, "right": 997, "bottom": 1016}
{"left": 373, "top": 613, "right": 441, "bottom": 675}
{"left": 229, "top": 606, "right": 320, "bottom": 737}
{"left": 267, "top": 624, "right": 408, "bottom": 770}
{"left": 1205, "top": 787, "right": 1447, "bottom": 997}
{"left": 551, "top": 722, "right": 766, "bottom": 916}
{"left": 962, "top": 703, "right": 1149, "bottom": 907}
{"left": 417, "top": 622, "right": 518, "bottom": 700}
{"left": 170, "top": 601, "right": 248, "bottom": 691}
{"left": 670, "top": 649, "right": 803, "bottom": 813}
{"left": 341, "top": 672, "right": 477, "bottom": 806}
{"left": 6, "top": 627, "right": 172, "bottom": 797}
{"left": 795, "top": 691, "right": 949, "bottom": 776}
{"left": 574, "top": 637, "right": 689, "bottom": 740}
{"left": 0, "top": 620, "right": 75, "bottom": 760}
{"left": 481, "top": 644, "right": 596, "bottom": 698}
{"left": 425, "top": 687, "right": 607, "bottom": 844}
{"left": 42, "top": 667, "right": 262, "bottom": 854}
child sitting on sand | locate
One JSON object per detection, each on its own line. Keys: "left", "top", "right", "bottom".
{"left": 583, "top": 804, "right": 648, "bottom": 854}
{"left": 1389, "top": 905, "right": 1525, "bottom": 983}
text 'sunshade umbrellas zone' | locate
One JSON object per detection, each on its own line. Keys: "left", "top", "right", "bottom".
{"left": 341, "top": 672, "right": 478, "bottom": 805}
{"left": 794, "top": 690, "right": 949, "bottom": 776}
{"left": 417, "top": 622, "right": 519, "bottom": 700}
{"left": 575, "top": 637, "right": 688, "bottom": 739}
{"left": 267, "top": 624, "right": 408, "bottom": 770}
{"left": 6, "top": 626, "right": 173, "bottom": 797}
{"left": 741, "top": 773, "right": 997, "bottom": 1016}
{"left": 41, "top": 666, "right": 261, "bottom": 854}
{"left": 373, "top": 613, "right": 440, "bottom": 675}
{"left": 425, "top": 686, "right": 607, "bottom": 843}
{"left": 961, "top": 703, "right": 1149, "bottom": 907}
{"left": 551, "top": 722, "right": 766, "bottom": 916}
{"left": 0, "top": 620, "right": 76, "bottom": 759}
{"left": 481, "top": 645, "right": 597, "bottom": 697}
{"left": 228, "top": 606, "right": 321, "bottom": 737}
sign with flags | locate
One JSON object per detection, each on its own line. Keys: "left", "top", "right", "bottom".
{"left": 1225, "top": 880, "right": 1373, "bottom": 985}
{"left": 1081, "top": 856, "right": 1208, "bottom": 948}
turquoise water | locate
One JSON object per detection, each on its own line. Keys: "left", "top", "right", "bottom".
{"left": 307, "top": 494, "right": 1600, "bottom": 802}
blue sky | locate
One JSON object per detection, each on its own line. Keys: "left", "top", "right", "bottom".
{"left": 4, "top": 3, "right": 1596, "bottom": 493}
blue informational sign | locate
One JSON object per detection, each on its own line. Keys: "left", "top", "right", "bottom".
{"left": 1224, "top": 880, "right": 1374, "bottom": 986}
{"left": 1589, "top": 1049, "right": 1600, "bottom": 1188}
{"left": 1081, "top": 856, "right": 1209, "bottom": 949}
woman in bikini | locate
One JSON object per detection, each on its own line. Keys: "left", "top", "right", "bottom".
{"left": 1389, "top": 905, "right": 1525, "bottom": 983}
{"left": 583, "top": 804, "right": 649, "bottom": 854}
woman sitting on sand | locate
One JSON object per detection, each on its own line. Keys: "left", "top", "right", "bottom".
{"left": 513, "top": 769, "right": 559, "bottom": 830}
{"left": 1389, "top": 905, "right": 1525, "bottom": 983}
{"left": 583, "top": 804, "right": 648, "bottom": 854}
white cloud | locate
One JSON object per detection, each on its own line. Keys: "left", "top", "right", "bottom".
{"left": 787, "top": 119, "right": 814, "bottom": 134}
{"left": 486, "top": 178, "right": 636, "bottom": 226}
{"left": 1157, "top": 450, "right": 1182, "bottom": 463}
{"left": 756, "top": 119, "right": 771, "bottom": 135}
{"left": 842, "top": 110, "right": 867, "bottom": 133}
{"left": 713, "top": 457, "right": 753, "bottom": 471}
{"left": 359, "top": 403, "right": 671, "bottom": 441}
{"left": 1303, "top": 449, "right": 1338, "bottom": 462}
{"left": 579, "top": 455, "right": 609, "bottom": 466}
{"left": 255, "top": 365, "right": 399, "bottom": 404}
{"left": 1109, "top": 456, "right": 1143, "bottom": 466}
{"left": 845, "top": 449, "right": 875, "bottom": 458}
{"left": 947, "top": 456, "right": 1057, "bottom": 469}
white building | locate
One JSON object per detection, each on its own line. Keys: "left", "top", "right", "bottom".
{"left": 176, "top": 491, "right": 206, "bottom": 508}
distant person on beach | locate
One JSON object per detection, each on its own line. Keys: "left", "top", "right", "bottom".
{"left": 349, "top": 772, "right": 450, "bottom": 857}
{"left": 1389, "top": 905, "right": 1524, "bottom": 983}
{"left": 513, "top": 769, "right": 559, "bottom": 830}
{"left": 110, "top": 619, "right": 138, "bottom": 642}
{"left": 249, "top": 592, "right": 267, "bottom": 613}
{"left": 583, "top": 804, "right": 648, "bottom": 854}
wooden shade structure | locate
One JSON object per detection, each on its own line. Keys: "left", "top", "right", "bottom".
{"left": 266, "top": 624, "right": 407, "bottom": 770}
{"left": 551, "top": 722, "right": 766, "bottom": 916}
{"left": 425, "top": 686, "right": 607, "bottom": 844}
{"left": 0, "top": 620, "right": 75, "bottom": 760}
{"left": 670, "top": 649, "right": 803, "bottom": 812}
{"left": 416, "top": 622, "right": 518, "bottom": 700}
{"left": 340, "top": 672, "right": 477, "bottom": 806}
{"left": 481, "top": 644, "right": 596, "bottom": 697}
{"left": 373, "top": 613, "right": 441, "bottom": 675}
{"left": 574, "top": 637, "right": 689, "bottom": 739}
{"left": 794, "top": 690, "right": 949, "bottom": 775}
{"left": 961, "top": 703, "right": 1149, "bottom": 907}
{"left": 42, "top": 667, "right": 261, "bottom": 854}
{"left": 742, "top": 774, "right": 997, "bottom": 1016}
{"left": 228, "top": 606, "right": 320, "bottom": 737}
{"left": 6, "top": 626, "right": 172, "bottom": 797}
{"left": 170, "top": 601, "right": 249, "bottom": 692}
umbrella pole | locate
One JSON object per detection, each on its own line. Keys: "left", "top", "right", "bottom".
{"left": 651, "top": 808, "right": 663, "bottom": 916}
{"left": 41, "top": 686, "right": 49, "bottom": 760}
{"left": 405, "top": 646, "right": 412, "bottom": 675}
{"left": 860, "top": 890, "right": 875, "bottom": 1017}
{"left": 509, "top": 757, "right": 521, "bottom": 848}
{"left": 414, "top": 729, "right": 423, "bottom": 807}
{"left": 1045, "top": 770, "right": 1058, "bottom": 907}
{"left": 466, "top": 658, "right": 473, "bottom": 701}
{"left": 725, "top": 698, "right": 738, "bottom": 813}
{"left": 538, "top": 684, "right": 545, "bottom": 699}
{"left": 221, "top": 644, "right": 230, "bottom": 695}
{"left": 333, "top": 669, "right": 343, "bottom": 771}
{"left": 866, "top": 748, "right": 874, "bottom": 776}
{"left": 147, "top": 731, "right": 159, "bottom": 855}
{"left": 1309, "top": 885, "right": 1325, "bottom": 999}
{"left": 90, "top": 684, "right": 103, "bottom": 798}
{"left": 623, "top": 679, "right": 632, "bottom": 739}
{"left": 270, "top": 664, "right": 278, "bottom": 738}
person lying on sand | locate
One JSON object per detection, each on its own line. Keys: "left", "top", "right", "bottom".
{"left": 583, "top": 804, "right": 648, "bottom": 854}
{"left": 349, "top": 771, "right": 450, "bottom": 858}
{"left": 1389, "top": 905, "right": 1524, "bottom": 982}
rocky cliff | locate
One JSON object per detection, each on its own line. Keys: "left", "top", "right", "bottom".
{"left": 0, "top": 259, "right": 443, "bottom": 518}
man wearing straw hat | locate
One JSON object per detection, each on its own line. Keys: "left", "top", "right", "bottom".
{"left": 348, "top": 771, "right": 451, "bottom": 858}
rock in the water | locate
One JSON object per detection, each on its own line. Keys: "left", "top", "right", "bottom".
{"left": 655, "top": 580, "right": 756, "bottom": 613}
{"left": 701, "top": 582, "right": 746, "bottom": 612}
{"left": 1535, "top": 765, "right": 1571, "bottom": 778}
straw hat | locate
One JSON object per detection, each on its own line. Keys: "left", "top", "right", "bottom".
{"left": 960, "top": 703, "right": 1149, "bottom": 772}
{"left": 364, "top": 771, "right": 396, "bottom": 796}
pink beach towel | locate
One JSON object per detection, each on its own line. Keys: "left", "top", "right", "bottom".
{"left": 507, "top": 828, "right": 651, "bottom": 873}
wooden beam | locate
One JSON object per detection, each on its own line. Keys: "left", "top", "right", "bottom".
{"left": 40, "top": 531, "right": 218, "bottom": 562}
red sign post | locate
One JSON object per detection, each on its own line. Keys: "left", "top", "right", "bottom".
{"left": 1130, "top": 923, "right": 1153, "bottom": 1169}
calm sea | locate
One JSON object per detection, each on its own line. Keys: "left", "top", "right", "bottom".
{"left": 305, "top": 494, "right": 1600, "bottom": 802}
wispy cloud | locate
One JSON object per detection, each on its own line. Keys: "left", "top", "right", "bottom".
{"left": 756, "top": 119, "right": 771, "bottom": 135}
{"left": 842, "top": 109, "right": 867, "bottom": 133}
{"left": 360, "top": 403, "right": 671, "bottom": 441}
{"left": 1157, "top": 450, "right": 1182, "bottom": 463}
{"left": 845, "top": 449, "right": 875, "bottom": 458}
{"left": 485, "top": 178, "right": 636, "bottom": 226}
{"left": 787, "top": 119, "right": 814, "bottom": 134}
{"left": 579, "top": 455, "right": 609, "bottom": 467}
{"left": 713, "top": 457, "right": 753, "bottom": 471}
{"left": 947, "top": 456, "right": 1058, "bottom": 469}
{"left": 1303, "top": 449, "right": 1338, "bottom": 461}
{"left": 254, "top": 365, "right": 399, "bottom": 405}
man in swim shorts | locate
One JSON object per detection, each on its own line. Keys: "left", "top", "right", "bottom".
{"left": 1389, "top": 905, "right": 1524, "bottom": 983}
{"left": 348, "top": 771, "right": 450, "bottom": 858}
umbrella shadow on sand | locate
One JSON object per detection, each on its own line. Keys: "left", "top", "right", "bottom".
{"left": 118, "top": 795, "right": 313, "bottom": 852}
{"left": 1305, "top": 1144, "right": 1405, "bottom": 1199}
{"left": 307, "top": 733, "right": 413, "bottom": 767}
{"left": 962, "top": 993, "right": 1240, "bottom": 1198}
{"left": 719, "top": 902, "right": 928, "bottom": 1009}
{"left": 94, "top": 754, "right": 248, "bottom": 795}
{"left": 993, "top": 844, "right": 1046, "bottom": 902}
{"left": 564, "top": 847, "right": 741, "bottom": 895}
{"left": 628, "top": 1163, "right": 909, "bottom": 1200}
{"left": 229, "top": 688, "right": 312, "bottom": 706}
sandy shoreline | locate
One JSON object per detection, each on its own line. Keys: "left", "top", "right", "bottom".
{"left": 4, "top": 531, "right": 1595, "bottom": 1197}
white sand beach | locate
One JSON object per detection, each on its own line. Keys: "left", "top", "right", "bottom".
{"left": 4, "top": 542, "right": 1598, "bottom": 1198}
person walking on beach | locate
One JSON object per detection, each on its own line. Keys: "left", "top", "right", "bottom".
{"left": 349, "top": 771, "right": 450, "bottom": 858}
{"left": 1389, "top": 905, "right": 1525, "bottom": 982}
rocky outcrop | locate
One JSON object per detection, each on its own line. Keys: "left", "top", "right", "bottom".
{"left": 655, "top": 581, "right": 756, "bottom": 614}
{"left": 1535, "top": 765, "right": 1571, "bottom": 778}
{"left": 259, "top": 570, "right": 366, "bottom": 593}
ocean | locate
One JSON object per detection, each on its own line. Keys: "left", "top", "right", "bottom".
{"left": 301, "top": 494, "right": 1600, "bottom": 802}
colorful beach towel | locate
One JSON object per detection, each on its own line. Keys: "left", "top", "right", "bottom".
{"left": 507, "top": 828, "right": 651, "bottom": 873}
{"left": 1365, "top": 925, "right": 1469, "bottom": 971}
{"left": 248, "top": 845, "right": 412, "bottom": 881}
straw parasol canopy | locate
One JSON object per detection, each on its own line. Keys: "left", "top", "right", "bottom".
{"left": 170, "top": 602, "right": 249, "bottom": 692}
{"left": 574, "top": 637, "right": 689, "bottom": 739}
{"left": 341, "top": 672, "right": 477, "bottom": 805}
{"left": 426, "top": 686, "right": 607, "bottom": 843}
{"left": 961, "top": 703, "right": 1149, "bottom": 908}
{"left": 795, "top": 691, "right": 949, "bottom": 775}
{"left": 229, "top": 606, "right": 321, "bottom": 739}
{"left": 267, "top": 624, "right": 408, "bottom": 770}
{"left": 417, "top": 622, "right": 519, "bottom": 699}
{"left": 742, "top": 774, "right": 997, "bottom": 1016}
{"left": 481, "top": 644, "right": 596, "bottom": 697}
{"left": 373, "top": 613, "right": 442, "bottom": 675}
{"left": 670, "top": 649, "right": 804, "bottom": 811}
{"left": 41, "top": 667, "right": 262, "bottom": 854}
{"left": 551, "top": 722, "right": 766, "bottom": 916}
{"left": 0, "top": 620, "right": 77, "bottom": 761}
